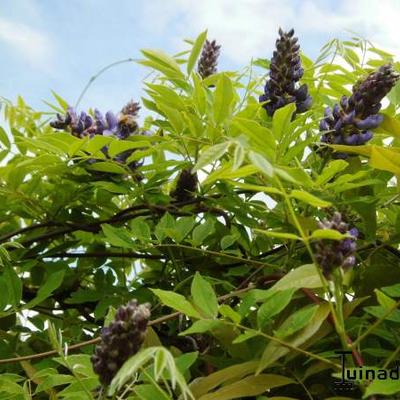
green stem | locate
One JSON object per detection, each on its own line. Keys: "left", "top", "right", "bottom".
{"left": 332, "top": 270, "right": 348, "bottom": 351}
{"left": 352, "top": 298, "right": 400, "bottom": 348}
{"left": 274, "top": 176, "right": 349, "bottom": 352}
{"left": 75, "top": 58, "right": 137, "bottom": 108}
{"left": 223, "top": 320, "right": 340, "bottom": 369}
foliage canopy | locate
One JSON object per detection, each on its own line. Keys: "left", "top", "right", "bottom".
{"left": 1, "top": 30, "right": 400, "bottom": 399}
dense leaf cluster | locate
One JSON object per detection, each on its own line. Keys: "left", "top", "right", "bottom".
{"left": 0, "top": 29, "right": 400, "bottom": 399}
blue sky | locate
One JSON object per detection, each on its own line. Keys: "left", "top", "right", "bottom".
{"left": 1, "top": 0, "right": 400, "bottom": 113}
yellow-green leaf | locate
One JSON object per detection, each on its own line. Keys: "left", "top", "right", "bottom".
{"left": 187, "top": 30, "right": 207, "bottom": 75}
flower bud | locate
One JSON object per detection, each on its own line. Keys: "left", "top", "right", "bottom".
{"left": 319, "top": 64, "right": 399, "bottom": 157}
{"left": 91, "top": 300, "right": 151, "bottom": 385}
{"left": 259, "top": 28, "right": 312, "bottom": 116}
{"left": 314, "top": 212, "right": 358, "bottom": 278}
{"left": 197, "top": 39, "right": 221, "bottom": 79}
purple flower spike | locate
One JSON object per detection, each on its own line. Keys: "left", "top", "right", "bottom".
{"left": 91, "top": 300, "right": 151, "bottom": 385}
{"left": 355, "top": 114, "right": 384, "bottom": 130}
{"left": 341, "top": 110, "right": 356, "bottom": 124}
{"left": 344, "top": 134, "right": 359, "bottom": 145}
{"left": 318, "top": 64, "right": 399, "bottom": 157}
{"left": 315, "top": 212, "right": 358, "bottom": 278}
{"left": 105, "top": 111, "right": 118, "bottom": 130}
{"left": 359, "top": 130, "right": 373, "bottom": 144}
{"left": 50, "top": 101, "right": 145, "bottom": 175}
{"left": 333, "top": 104, "right": 341, "bottom": 119}
{"left": 349, "top": 228, "right": 359, "bottom": 238}
{"left": 340, "top": 96, "right": 348, "bottom": 109}
{"left": 324, "top": 107, "right": 332, "bottom": 118}
{"left": 296, "top": 95, "right": 313, "bottom": 113}
{"left": 259, "top": 28, "right": 312, "bottom": 116}
{"left": 197, "top": 39, "right": 221, "bottom": 79}
{"left": 320, "top": 120, "right": 330, "bottom": 131}
{"left": 334, "top": 119, "right": 343, "bottom": 132}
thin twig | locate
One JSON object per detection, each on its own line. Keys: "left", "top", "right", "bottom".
{"left": 0, "top": 285, "right": 254, "bottom": 365}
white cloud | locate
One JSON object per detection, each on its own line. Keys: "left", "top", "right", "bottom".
{"left": 0, "top": 18, "right": 53, "bottom": 71}
{"left": 140, "top": 0, "right": 400, "bottom": 64}
{"left": 338, "top": 0, "right": 400, "bottom": 56}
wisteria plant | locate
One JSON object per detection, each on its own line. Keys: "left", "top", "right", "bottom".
{"left": 0, "top": 29, "right": 400, "bottom": 399}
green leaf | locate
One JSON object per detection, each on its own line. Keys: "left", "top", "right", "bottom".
{"left": 0, "top": 127, "right": 11, "bottom": 148}
{"left": 364, "top": 306, "right": 400, "bottom": 323}
{"left": 232, "top": 330, "right": 259, "bottom": 344}
{"left": 84, "top": 135, "right": 112, "bottom": 154}
{"left": 363, "top": 377, "right": 400, "bottom": 398}
{"left": 155, "top": 212, "right": 176, "bottom": 241}
{"left": 189, "top": 361, "right": 258, "bottom": 398}
{"left": 232, "top": 144, "right": 245, "bottom": 171}
{"left": 0, "top": 277, "right": 9, "bottom": 311}
{"left": 193, "top": 142, "right": 230, "bottom": 171}
{"left": 4, "top": 266, "right": 22, "bottom": 307}
{"left": 146, "top": 83, "right": 186, "bottom": 110}
{"left": 369, "top": 145, "right": 400, "bottom": 175}
{"left": 110, "top": 347, "right": 192, "bottom": 398}
{"left": 257, "top": 289, "right": 296, "bottom": 329}
{"left": 272, "top": 103, "right": 296, "bottom": 141}
{"left": 193, "top": 74, "right": 207, "bottom": 115}
{"left": 180, "top": 319, "right": 222, "bottom": 335}
{"left": 255, "top": 229, "right": 301, "bottom": 241}
{"left": 316, "top": 160, "right": 349, "bottom": 186}
{"left": 35, "top": 374, "right": 74, "bottom": 394}
{"left": 382, "top": 283, "right": 400, "bottom": 297}
{"left": 141, "top": 49, "right": 183, "bottom": 76}
{"left": 175, "top": 351, "right": 199, "bottom": 375}
{"left": 24, "top": 270, "right": 66, "bottom": 309}
{"left": 213, "top": 75, "right": 235, "bottom": 124}
{"left": 274, "top": 304, "right": 319, "bottom": 338}
{"left": 108, "top": 140, "right": 149, "bottom": 157}
{"left": 191, "top": 272, "right": 218, "bottom": 318}
{"left": 174, "top": 216, "right": 196, "bottom": 243}
{"left": 198, "top": 374, "right": 294, "bottom": 400}
{"left": 204, "top": 164, "right": 259, "bottom": 185}
{"left": 130, "top": 218, "right": 151, "bottom": 242}
{"left": 158, "top": 103, "right": 184, "bottom": 133}
{"left": 232, "top": 118, "right": 276, "bottom": 157}
{"left": 87, "top": 161, "right": 127, "bottom": 174}
{"left": 272, "top": 264, "right": 324, "bottom": 291}
{"left": 101, "top": 224, "right": 134, "bottom": 248}
{"left": 151, "top": 289, "right": 201, "bottom": 318}
{"left": 219, "top": 304, "right": 241, "bottom": 323}
{"left": 248, "top": 151, "right": 274, "bottom": 177}
{"left": 290, "top": 190, "right": 331, "bottom": 208}
{"left": 187, "top": 30, "right": 207, "bottom": 75}
{"left": 310, "top": 229, "right": 350, "bottom": 240}
{"left": 257, "top": 304, "right": 330, "bottom": 373}
{"left": 375, "top": 289, "right": 396, "bottom": 309}
{"left": 134, "top": 384, "right": 170, "bottom": 400}
{"left": 192, "top": 218, "right": 215, "bottom": 246}
{"left": 51, "top": 90, "right": 69, "bottom": 110}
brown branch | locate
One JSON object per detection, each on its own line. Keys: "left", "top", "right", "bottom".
{"left": 0, "top": 222, "right": 65, "bottom": 243}
{"left": 0, "top": 286, "right": 254, "bottom": 365}
{"left": 1, "top": 190, "right": 255, "bottom": 247}
{"left": 31, "top": 251, "right": 165, "bottom": 260}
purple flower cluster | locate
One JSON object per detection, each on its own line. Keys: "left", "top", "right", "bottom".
{"left": 260, "top": 28, "right": 312, "bottom": 116}
{"left": 50, "top": 101, "right": 143, "bottom": 171}
{"left": 320, "top": 64, "right": 399, "bottom": 158}
{"left": 315, "top": 212, "right": 358, "bottom": 278}
{"left": 50, "top": 100, "right": 140, "bottom": 139}
{"left": 91, "top": 300, "right": 151, "bottom": 385}
{"left": 197, "top": 39, "right": 221, "bottom": 79}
